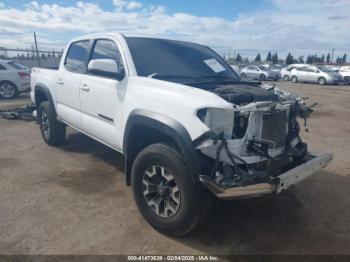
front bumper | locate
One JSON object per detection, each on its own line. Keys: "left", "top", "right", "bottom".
{"left": 329, "top": 78, "right": 342, "bottom": 84}
{"left": 199, "top": 152, "right": 333, "bottom": 200}
{"left": 267, "top": 74, "right": 281, "bottom": 80}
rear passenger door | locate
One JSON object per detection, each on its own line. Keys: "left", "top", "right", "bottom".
{"left": 307, "top": 68, "right": 320, "bottom": 83}
{"left": 79, "top": 39, "right": 126, "bottom": 150}
{"left": 296, "top": 67, "right": 309, "bottom": 81}
{"left": 246, "top": 66, "right": 257, "bottom": 79}
{"left": 56, "top": 40, "right": 90, "bottom": 129}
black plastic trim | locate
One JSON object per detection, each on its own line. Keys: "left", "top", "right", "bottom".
{"left": 34, "top": 84, "right": 56, "bottom": 114}
{"left": 98, "top": 113, "right": 114, "bottom": 122}
{"left": 123, "top": 109, "right": 201, "bottom": 185}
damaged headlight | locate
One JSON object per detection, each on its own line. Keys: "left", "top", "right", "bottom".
{"left": 197, "top": 108, "right": 234, "bottom": 138}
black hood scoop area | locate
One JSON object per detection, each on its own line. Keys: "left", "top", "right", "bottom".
{"left": 187, "top": 81, "right": 279, "bottom": 105}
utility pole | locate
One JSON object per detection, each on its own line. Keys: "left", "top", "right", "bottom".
{"left": 331, "top": 48, "right": 334, "bottom": 64}
{"left": 33, "top": 32, "right": 41, "bottom": 67}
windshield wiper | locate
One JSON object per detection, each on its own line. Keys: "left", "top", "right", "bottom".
{"left": 147, "top": 73, "right": 197, "bottom": 80}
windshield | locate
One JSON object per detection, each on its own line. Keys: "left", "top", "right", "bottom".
{"left": 126, "top": 37, "right": 239, "bottom": 83}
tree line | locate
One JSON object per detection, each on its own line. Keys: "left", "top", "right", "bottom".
{"left": 228, "top": 51, "right": 347, "bottom": 65}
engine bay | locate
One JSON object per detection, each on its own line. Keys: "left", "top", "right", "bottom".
{"left": 193, "top": 81, "right": 313, "bottom": 190}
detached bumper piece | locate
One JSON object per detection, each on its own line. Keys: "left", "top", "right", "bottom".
{"left": 200, "top": 152, "right": 333, "bottom": 200}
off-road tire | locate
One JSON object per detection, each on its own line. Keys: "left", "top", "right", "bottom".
{"left": 318, "top": 77, "right": 326, "bottom": 85}
{"left": 38, "top": 101, "right": 66, "bottom": 146}
{"left": 291, "top": 76, "right": 298, "bottom": 83}
{"left": 131, "top": 143, "right": 211, "bottom": 236}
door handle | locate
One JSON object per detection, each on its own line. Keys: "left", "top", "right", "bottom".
{"left": 57, "top": 79, "right": 64, "bottom": 85}
{"left": 80, "top": 84, "right": 90, "bottom": 92}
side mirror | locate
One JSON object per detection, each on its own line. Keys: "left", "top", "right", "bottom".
{"left": 88, "top": 59, "right": 125, "bottom": 80}
{"left": 315, "top": 70, "right": 320, "bottom": 73}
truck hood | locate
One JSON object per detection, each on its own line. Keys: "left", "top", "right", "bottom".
{"left": 186, "top": 81, "right": 279, "bottom": 105}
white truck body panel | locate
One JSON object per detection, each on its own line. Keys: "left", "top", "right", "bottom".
{"left": 31, "top": 33, "right": 231, "bottom": 152}
{"left": 30, "top": 32, "right": 332, "bottom": 201}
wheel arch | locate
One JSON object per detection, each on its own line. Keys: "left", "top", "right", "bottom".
{"left": 123, "top": 109, "right": 201, "bottom": 186}
{"left": 34, "top": 84, "right": 56, "bottom": 116}
{"left": 318, "top": 76, "right": 326, "bottom": 84}
{"left": 0, "top": 79, "right": 17, "bottom": 88}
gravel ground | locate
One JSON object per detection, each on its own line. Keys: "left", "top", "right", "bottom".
{"left": 0, "top": 82, "right": 349, "bottom": 255}
{"left": 0, "top": 93, "right": 31, "bottom": 110}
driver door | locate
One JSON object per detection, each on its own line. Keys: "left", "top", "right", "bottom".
{"left": 80, "top": 39, "right": 126, "bottom": 150}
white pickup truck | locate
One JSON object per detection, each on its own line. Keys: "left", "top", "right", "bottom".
{"left": 31, "top": 33, "right": 332, "bottom": 236}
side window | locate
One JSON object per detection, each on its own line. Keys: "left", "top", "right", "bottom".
{"left": 90, "top": 39, "right": 124, "bottom": 72}
{"left": 0, "top": 64, "right": 6, "bottom": 70}
{"left": 64, "top": 40, "right": 90, "bottom": 73}
{"left": 247, "top": 66, "right": 254, "bottom": 70}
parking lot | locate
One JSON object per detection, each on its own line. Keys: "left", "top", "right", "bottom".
{"left": 0, "top": 81, "right": 350, "bottom": 255}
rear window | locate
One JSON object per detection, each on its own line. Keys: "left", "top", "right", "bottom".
{"left": 8, "top": 61, "right": 23, "bottom": 70}
{"left": 64, "top": 40, "right": 90, "bottom": 73}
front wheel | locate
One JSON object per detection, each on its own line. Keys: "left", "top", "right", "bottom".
{"left": 291, "top": 76, "right": 298, "bottom": 83}
{"left": 131, "top": 143, "right": 210, "bottom": 236}
{"left": 318, "top": 77, "right": 326, "bottom": 85}
{"left": 259, "top": 74, "right": 266, "bottom": 81}
{"left": 38, "top": 101, "right": 66, "bottom": 146}
{"left": 283, "top": 75, "right": 289, "bottom": 81}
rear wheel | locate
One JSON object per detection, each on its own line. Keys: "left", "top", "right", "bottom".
{"left": 240, "top": 73, "right": 247, "bottom": 81}
{"left": 283, "top": 75, "right": 289, "bottom": 81}
{"left": 131, "top": 143, "right": 211, "bottom": 236}
{"left": 291, "top": 76, "right": 298, "bottom": 83}
{"left": 0, "top": 81, "right": 18, "bottom": 99}
{"left": 38, "top": 101, "right": 66, "bottom": 146}
{"left": 318, "top": 77, "right": 326, "bottom": 85}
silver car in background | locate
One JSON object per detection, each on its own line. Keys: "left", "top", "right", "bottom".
{"left": 291, "top": 65, "right": 343, "bottom": 85}
{"left": 280, "top": 64, "right": 305, "bottom": 81}
{"left": 240, "top": 65, "right": 281, "bottom": 81}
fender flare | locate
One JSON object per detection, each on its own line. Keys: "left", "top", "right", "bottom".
{"left": 123, "top": 109, "right": 201, "bottom": 185}
{"left": 34, "top": 84, "right": 57, "bottom": 116}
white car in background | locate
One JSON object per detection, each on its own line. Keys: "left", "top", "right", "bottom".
{"left": 280, "top": 64, "right": 305, "bottom": 81}
{"left": 0, "top": 60, "right": 31, "bottom": 99}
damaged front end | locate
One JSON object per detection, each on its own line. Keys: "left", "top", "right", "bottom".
{"left": 195, "top": 85, "right": 332, "bottom": 199}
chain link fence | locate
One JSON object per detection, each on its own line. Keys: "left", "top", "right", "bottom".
{"left": 0, "top": 47, "right": 63, "bottom": 68}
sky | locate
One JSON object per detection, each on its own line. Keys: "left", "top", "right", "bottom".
{"left": 0, "top": 0, "right": 349, "bottom": 60}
